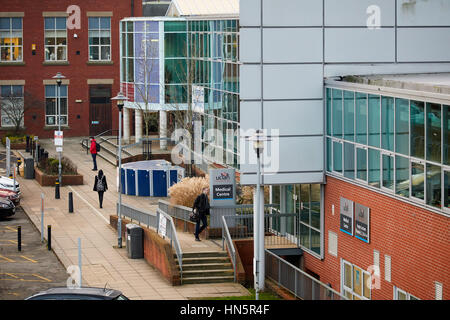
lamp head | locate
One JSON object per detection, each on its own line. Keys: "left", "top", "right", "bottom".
{"left": 52, "top": 72, "right": 66, "bottom": 86}
{"left": 111, "top": 92, "right": 128, "bottom": 112}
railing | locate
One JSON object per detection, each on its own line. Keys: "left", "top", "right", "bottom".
{"left": 221, "top": 216, "right": 237, "bottom": 282}
{"left": 116, "top": 202, "right": 183, "bottom": 281}
{"left": 265, "top": 250, "right": 347, "bottom": 300}
{"left": 81, "top": 129, "right": 119, "bottom": 154}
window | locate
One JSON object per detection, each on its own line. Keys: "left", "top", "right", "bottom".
{"left": 368, "top": 94, "right": 380, "bottom": 147}
{"left": 410, "top": 100, "right": 425, "bottom": 159}
{"left": 45, "top": 85, "right": 68, "bottom": 126}
{"left": 394, "top": 287, "right": 419, "bottom": 300}
{"left": 299, "top": 184, "right": 321, "bottom": 255}
{"left": 344, "top": 142, "right": 355, "bottom": 179}
{"left": 332, "top": 89, "right": 343, "bottom": 138}
{"left": 0, "top": 85, "right": 23, "bottom": 127}
{"left": 0, "top": 17, "right": 22, "bottom": 61}
{"left": 368, "top": 149, "right": 380, "bottom": 188}
{"left": 326, "top": 88, "right": 332, "bottom": 136}
{"left": 444, "top": 105, "right": 450, "bottom": 165}
{"left": 382, "top": 153, "right": 394, "bottom": 190}
{"left": 356, "top": 92, "right": 367, "bottom": 144}
{"left": 426, "top": 164, "right": 441, "bottom": 208}
{"left": 333, "top": 141, "right": 342, "bottom": 174}
{"left": 396, "top": 98, "right": 409, "bottom": 156}
{"left": 395, "top": 155, "right": 409, "bottom": 197}
{"left": 356, "top": 147, "right": 367, "bottom": 181}
{"left": 445, "top": 170, "right": 450, "bottom": 210}
{"left": 381, "top": 96, "right": 394, "bottom": 151}
{"left": 426, "top": 103, "right": 441, "bottom": 163}
{"left": 411, "top": 161, "right": 425, "bottom": 200}
{"left": 44, "top": 17, "right": 67, "bottom": 61}
{"left": 344, "top": 91, "right": 354, "bottom": 141}
{"left": 342, "top": 260, "right": 371, "bottom": 300}
{"left": 89, "top": 17, "right": 111, "bottom": 61}
{"left": 327, "top": 138, "right": 332, "bottom": 172}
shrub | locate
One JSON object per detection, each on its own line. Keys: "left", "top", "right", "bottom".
{"left": 1, "top": 132, "right": 34, "bottom": 145}
{"left": 168, "top": 175, "right": 209, "bottom": 207}
{"left": 38, "top": 156, "right": 78, "bottom": 175}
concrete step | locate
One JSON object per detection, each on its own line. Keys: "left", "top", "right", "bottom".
{"left": 182, "top": 269, "right": 234, "bottom": 278}
{"left": 181, "top": 276, "right": 235, "bottom": 285}
{"left": 182, "top": 262, "right": 233, "bottom": 271}
{"left": 96, "top": 150, "right": 117, "bottom": 167}
{"left": 176, "top": 251, "right": 229, "bottom": 259}
{"left": 177, "top": 256, "right": 231, "bottom": 265}
{"left": 99, "top": 137, "right": 132, "bottom": 157}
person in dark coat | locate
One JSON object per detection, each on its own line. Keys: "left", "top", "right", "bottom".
{"left": 192, "top": 187, "right": 210, "bottom": 241}
{"left": 93, "top": 170, "right": 108, "bottom": 208}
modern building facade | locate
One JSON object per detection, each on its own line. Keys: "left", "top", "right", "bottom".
{"left": 239, "top": 0, "right": 450, "bottom": 300}
{"left": 0, "top": 0, "right": 142, "bottom": 138}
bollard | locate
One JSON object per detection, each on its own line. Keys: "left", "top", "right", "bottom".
{"left": 18, "top": 226, "right": 21, "bottom": 252}
{"left": 55, "top": 178, "right": 60, "bottom": 199}
{"left": 47, "top": 225, "right": 51, "bottom": 251}
{"left": 37, "top": 145, "right": 41, "bottom": 161}
{"left": 17, "top": 158, "right": 21, "bottom": 175}
{"left": 68, "top": 192, "right": 73, "bottom": 213}
{"left": 26, "top": 135, "right": 30, "bottom": 153}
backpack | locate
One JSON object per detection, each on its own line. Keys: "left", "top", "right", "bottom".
{"left": 96, "top": 142, "right": 101, "bottom": 152}
{"left": 96, "top": 176, "right": 105, "bottom": 192}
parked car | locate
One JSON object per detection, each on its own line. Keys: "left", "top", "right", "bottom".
{"left": 25, "top": 287, "right": 129, "bottom": 300}
{"left": 0, "top": 176, "right": 20, "bottom": 194}
{"left": 0, "top": 188, "right": 20, "bottom": 206}
{"left": 0, "top": 197, "right": 15, "bottom": 218}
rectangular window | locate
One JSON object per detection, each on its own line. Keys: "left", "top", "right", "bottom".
{"left": 45, "top": 85, "right": 68, "bottom": 126}
{"left": 344, "top": 142, "right": 355, "bottom": 179}
{"left": 89, "top": 17, "right": 111, "bottom": 61}
{"left": 326, "top": 88, "right": 332, "bottom": 135}
{"left": 395, "top": 98, "right": 409, "bottom": 156}
{"left": 445, "top": 170, "right": 450, "bottom": 210}
{"left": 327, "top": 137, "right": 332, "bottom": 172}
{"left": 411, "top": 161, "right": 425, "bottom": 200}
{"left": 0, "top": 17, "right": 23, "bottom": 62}
{"left": 410, "top": 100, "right": 425, "bottom": 159}
{"left": 44, "top": 17, "right": 67, "bottom": 61}
{"left": 381, "top": 96, "right": 394, "bottom": 151}
{"left": 426, "top": 103, "right": 441, "bottom": 163}
{"left": 382, "top": 154, "right": 394, "bottom": 190}
{"left": 395, "top": 155, "right": 409, "bottom": 197}
{"left": 356, "top": 147, "right": 367, "bottom": 181}
{"left": 344, "top": 91, "right": 355, "bottom": 141}
{"left": 394, "top": 287, "right": 420, "bottom": 300}
{"left": 332, "top": 89, "right": 343, "bottom": 138}
{"left": 368, "top": 148, "right": 380, "bottom": 188}
{"left": 426, "top": 164, "right": 441, "bottom": 208}
{"left": 444, "top": 105, "right": 450, "bottom": 165}
{"left": 356, "top": 92, "right": 367, "bottom": 144}
{"left": 0, "top": 85, "right": 24, "bottom": 127}
{"left": 342, "top": 260, "right": 371, "bottom": 300}
{"left": 368, "top": 94, "right": 380, "bottom": 147}
{"left": 333, "top": 141, "right": 342, "bottom": 174}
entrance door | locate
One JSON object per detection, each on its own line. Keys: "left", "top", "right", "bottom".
{"left": 89, "top": 85, "right": 112, "bottom": 136}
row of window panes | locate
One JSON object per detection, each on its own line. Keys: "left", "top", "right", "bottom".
{"left": 327, "top": 88, "right": 450, "bottom": 166}
{"left": 0, "top": 85, "right": 23, "bottom": 127}
{"left": 188, "top": 31, "right": 239, "bottom": 62}
{"left": 188, "top": 20, "right": 238, "bottom": 33}
{"left": 0, "top": 17, "right": 22, "bottom": 61}
{"left": 343, "top": 260, "right": 371, "bottom": 300}
{"left": 328, "top": 138, "right": 450, "bottom": 210}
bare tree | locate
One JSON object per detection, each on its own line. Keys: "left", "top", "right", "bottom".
{"left": 1, "top": 90, "right": 43, "bottom": 134}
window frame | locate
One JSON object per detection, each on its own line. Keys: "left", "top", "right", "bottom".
{"left": 0, "top": 17, "right": 23, "bottom": 62}
{"left": 88, "top": 17, "right": 112, "bottom": 62}
{"left": 45, "top": 84, "right": 68, "bottom": 126}
{"left": 341, "top": 259, "right": 371, "bottom": 300}
{"left": 393, "top": 286, "right": 420, "bottom": 300}
{"left": 44, "top": 17, "right": 67, "bottom": 62}
{"left": 0, "top": 84, "right": 24, "bottom": 127}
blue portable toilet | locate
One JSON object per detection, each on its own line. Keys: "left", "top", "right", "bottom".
{"left": 153, "top": 170, "right": 167, "bottom": 197}
{"left": 169, "top": 169, "right": 178, "bottom": 187}
{"left": 126, "top": 169, "right": 136, "bottom": 195}
{"left": 137, "top": 170, "right": 150, "bottom": 196}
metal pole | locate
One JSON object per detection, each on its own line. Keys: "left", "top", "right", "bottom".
{"left": 259, "top": 154, "right": 265, "bottom": 292}
{"left": 254, "top": 152, "right": 261, "bottom": 301}
{"left": 118, "top": 108, "right": 123, "bottom": 248}
{"left": 41, "top": 193, "right": 44, "bottom": 243}
{"left": 17, "top": 226, "right": 21, "bottom": 252}
{"left": 57, "top": 84, "right": 62, "bottom": 188}
{"left": 78, "top": 238, "right": 82, "bottom": 287}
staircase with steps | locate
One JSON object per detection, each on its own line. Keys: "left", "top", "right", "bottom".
{"left": 81, "top": 137, "right": 133, "bottom": 167}
{"left": 175, "top": 251, "right": 235, "bottom": 285}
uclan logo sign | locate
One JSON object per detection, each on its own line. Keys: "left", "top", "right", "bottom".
{"left": 215, "top": 172, "right": 230, "bottom": 182}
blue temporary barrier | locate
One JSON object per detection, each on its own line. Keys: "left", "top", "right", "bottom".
{"left": 137, "top": 170, "right": 150, "bottom": 197}
{"left": 120, "top": 168, "right": 126, "bottom": 194}
{"left": 153, "top": 170, "right": 167, "bottom": 197}
{"left": 169, "top": 170, "right": 178, "bottom": 187}
{"left": 126, "top": 169, "right": 136, "bottom": 196}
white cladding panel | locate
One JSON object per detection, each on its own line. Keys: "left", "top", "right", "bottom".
{"left": 397, "top": 28, "right": 450, "bottom": 62}
{"left": 324, "top": 0, "right": 395, "bottom": 26}
{"left": 240, "top": 28, "right": 261, "bottom": 63}
{"left": 240, "top": 64, "right": 261, "bottom": 100}
{"left": 397, "top": 0, "right": 450, "bottom": 26}
{"left": 262, "top": 0, "right": 323, "bottom": 26}
{"left": 263, "top": 28, "right": 323, "bottom": 63}
{"left": 239, "top": 0, "right": 260, "bottom": 26}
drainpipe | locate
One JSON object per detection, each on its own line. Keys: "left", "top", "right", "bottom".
{"left": 131, "top": 0, "right": 135, "bottom": 16}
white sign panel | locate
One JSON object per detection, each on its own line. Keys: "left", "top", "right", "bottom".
{"left": 192, "top": 85, "right": 204, "bottom": 113}
{"left": 54, "top": 131, "right": 63, "bottom": 146}
{"left": 158, "top": 214, "right": 167, "bottom": 238}
{"left": 56, "top": 147, "right": 63, "bottom": 153}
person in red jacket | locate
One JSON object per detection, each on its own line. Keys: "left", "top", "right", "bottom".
{"left": 90, "top": 136, "right": 97, "bottom": 171}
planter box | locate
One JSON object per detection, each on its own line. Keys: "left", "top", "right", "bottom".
{"left": 35, "top": 167, "right": 83, "bottom": 186}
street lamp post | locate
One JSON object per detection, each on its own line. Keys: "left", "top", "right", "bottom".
{"left": 52, "top": 72, "right": 65, "bottom": 199}
{"left": 248, "top": 129, "right": 269, "bottom": 300}
{"left": 111, "top": 92, "right": 128, "bottom": 248}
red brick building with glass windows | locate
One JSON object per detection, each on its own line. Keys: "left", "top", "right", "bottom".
{"left": 0, "top": 0, "right": 142, "bottom": 138}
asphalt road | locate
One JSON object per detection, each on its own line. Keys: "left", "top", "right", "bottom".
{"left": 0, "top": 206, "right": 68, "bottom": 300}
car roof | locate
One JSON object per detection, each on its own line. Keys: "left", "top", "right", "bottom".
{"left": 28, "top": 287, "right": 123, "bottom": 299}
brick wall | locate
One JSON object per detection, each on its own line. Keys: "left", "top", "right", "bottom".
{"left": 0, "top": 1, "right": 142, "bottom": 138}
{"left": 302, "top": 175, "right": 449, "bottom": 300}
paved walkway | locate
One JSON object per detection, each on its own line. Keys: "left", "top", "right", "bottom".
{"left": 9, "top": 138, "right": 249, "bottom": 300}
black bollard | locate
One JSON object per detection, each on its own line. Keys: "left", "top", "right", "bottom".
{"left": 55, "top": 178, "right": 60, "bottom": 199}
{"left": 18, "top": 226, "right": 21, "bottom": 252}
{"left": 17, "top": 158, "right": 21, "bottom": 175}
{"left": 68, "top": 192, "right": 73, "bottom": 213}
{"left": 37, "top": 145, "right": 41, "bottom": 161}
{"left": 26, "top": 136, "right": 30, "bottom": 153}
{"left": 47, "top": 225, "right": 51, "bottom": 251}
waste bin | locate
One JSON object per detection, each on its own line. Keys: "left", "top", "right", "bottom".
{"left": 24, "top": 158, "right": 35, "bottom": 179}
{"left": 126, "top": 224, "right": 143, "bottom": 259}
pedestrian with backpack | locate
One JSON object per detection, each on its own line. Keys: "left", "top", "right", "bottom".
{"left": 89, "top": 136, "right": 100, "bottom": 171}
{"left": 192, "top": 187, "right": 210, "bottom": 241}
{"left": 93, "top": 170, "right": 108, "bottom": 208}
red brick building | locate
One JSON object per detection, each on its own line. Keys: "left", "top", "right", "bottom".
{"left": 0, "top": 0, "right": 142, "bottom": 138}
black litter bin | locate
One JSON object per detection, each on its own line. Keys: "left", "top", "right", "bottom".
{"left": 24, "top": 158, "right": 35, "bottom": 179}
{"left": 126, "top": 224, "right": 143, "bottom": 259}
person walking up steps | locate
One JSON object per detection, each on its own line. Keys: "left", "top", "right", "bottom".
{"left": 192, "top": 187, "right": 210, "bottom": 241}
{"left": 93, "top": 170, "right": 108, "bottom": 208}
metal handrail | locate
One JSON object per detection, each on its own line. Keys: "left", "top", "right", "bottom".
{"left": 157, "top": 208, "right": 183, "bottom": 283}
{"left": 222, "top": 216, "right": 237, "bottom": 282}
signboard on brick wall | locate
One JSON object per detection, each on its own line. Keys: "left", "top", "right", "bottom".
{"left": 340, "top": 197, "right": 354, "bottom": 236}
{"left": 355, "top": 203, "right": 370, "bottom": 243}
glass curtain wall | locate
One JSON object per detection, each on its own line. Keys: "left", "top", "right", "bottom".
{"left": 326, "top": 86, "right": 450, "bottom": 213}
